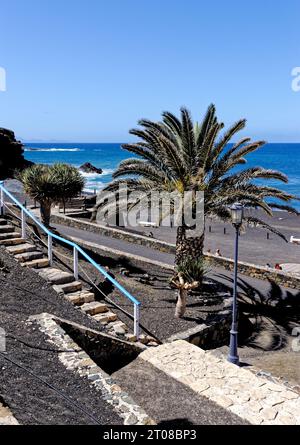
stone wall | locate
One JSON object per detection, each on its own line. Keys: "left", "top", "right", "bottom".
{"left": 205, "top": 254, "right": 300, "bottom": 290}
{"left": 51, "top": 213, "right": 300, "bottom": 289}
{"left": 32, "top": 313, "right": 154, "bottom": 425}
{"left": 166, "top": 313, "right": 232, "bottom": 349}
{"left": 58, "top": 319, "right": 146, "bottom": 374}
{"left": 51, "top": 213, "right": 176, "bottom": 253}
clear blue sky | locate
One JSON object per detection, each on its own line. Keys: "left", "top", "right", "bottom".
{"left": 0, "top": 0, "right": 299, "bottom": 142}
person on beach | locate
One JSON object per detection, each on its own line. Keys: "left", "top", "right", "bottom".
{"left": 215, "top": 249, "right": 222, "bottom": 257}
{"left": 275, "top": 263, "right": 282, "bottom": 270}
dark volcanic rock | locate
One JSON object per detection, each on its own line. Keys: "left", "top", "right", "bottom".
{"left": 0, "top": 128, "right": 33, "bottom": 180}
{"left": 79, "top": 162, "right": 103, "bottom": 175}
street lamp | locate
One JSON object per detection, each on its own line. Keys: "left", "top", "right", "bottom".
{"left": 228, "top": 202, "right": 244, "bottom": 365}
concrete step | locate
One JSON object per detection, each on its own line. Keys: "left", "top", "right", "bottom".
{"left": 0, "top": 237, "right": 26, "bottom": 246}
{"left": 55, "top": 281, "right": 82, "bottom": 294}
{"left": 124, "top": 333, "right": 137, "bottom": 342}
{"left": 137, "top": 335, "right": 151, "bottom": 345}
{"left": 109, "top": 320, "right": 128, "bottom": 332}
{"left": 6, "top": 243, "right": 36, "bottom": 255}
{"left": 21, "top": 258, "right": 50, "bottom": 269}
{"left": 38, "top": 267, "right": 75, "bottom": 285}
{"left": 65, "top": 291, "right": 95, "bottom": 305}
{"left": 0, "top": 218, "right": 8, "bottom": 226}
{"left": 0, "top": 225, "right": 15, "bottom": 234}
{"left": 93, "top": 311, "right": 117, "bottom": 323}
{"left": 15, "top": 251, "right": 44, "bottom": 262}
{"left": 80, "top": 301, "right": 108, "bottom": 315}
{"left": 0, "top": 232, "right": 21, "bottom": 241}
{"left": 108, "top": 321, "right": 128, "bottom": 336}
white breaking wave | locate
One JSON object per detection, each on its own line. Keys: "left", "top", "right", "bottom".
{"left": 101, "top": 168, "right": 114, "bottom": 175}
{"left": 79, "top": 168, "right": 114, "bottom": 178}
{"left": 24, "top": 148, "right": 82, "bottom": 152}
{"left": 83, "top": 181, "right": 105, "bottom": 193}
{"left": 79, "top": 172, "right": 101, "bottom": 179}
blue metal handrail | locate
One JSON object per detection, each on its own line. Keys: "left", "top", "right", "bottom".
{"left": 0, "top": 181, "right": 141, "bottom": 337}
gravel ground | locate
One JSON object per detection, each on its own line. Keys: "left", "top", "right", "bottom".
{"left": 0, "top": 247, "right": 122, "bottom": 425}
{"left": 46, "top": 239, "right": 228, "bottom": 341}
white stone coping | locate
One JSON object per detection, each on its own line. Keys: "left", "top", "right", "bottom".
{"left": 0, "top": 402, "right": 19, "bottom": 425}
{"left": 140, "top": 340, "right": 300, "bottom": 425}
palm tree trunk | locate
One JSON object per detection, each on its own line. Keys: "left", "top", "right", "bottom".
{"left": 175, "top": 288, "right": 188, "bottom": 318}
{"left": 40, "top": 200, "right": 52, "bottom": 227}
{"left": 175, "top": 226, "right": 205, "bottom": 266}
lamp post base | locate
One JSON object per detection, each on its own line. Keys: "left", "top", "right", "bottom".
{"left": 227, "top": 354, "right": 240, "bottom": 365}
{"left": 228, "top": 329, "right": 240, "bottom": 366}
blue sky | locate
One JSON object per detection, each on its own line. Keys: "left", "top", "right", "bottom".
{"left": 0, "top": 0, "right": 299, "bottom": 142}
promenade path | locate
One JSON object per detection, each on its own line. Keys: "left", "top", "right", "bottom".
{"left": 54, "top": 222, "right": 299, "bottom": 299}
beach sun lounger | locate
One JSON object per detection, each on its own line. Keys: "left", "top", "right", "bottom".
{"left": 290, "top": 236, "right": 300, "bottom": 245}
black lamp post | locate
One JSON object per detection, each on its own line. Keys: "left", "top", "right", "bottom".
{"left": 228, "top": 202, "right": 244, "bottom": 365}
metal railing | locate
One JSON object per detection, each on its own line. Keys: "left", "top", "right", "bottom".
{"left": 0, "top": 181, "right": 141, "bottom": 338}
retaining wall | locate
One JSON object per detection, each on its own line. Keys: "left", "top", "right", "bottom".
{"left": 51, "top": 213, "right": 300, "bottom": 290}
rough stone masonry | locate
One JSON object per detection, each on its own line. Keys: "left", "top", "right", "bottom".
{"left": 140, "top": 340, "right": 300, "bottom": 425}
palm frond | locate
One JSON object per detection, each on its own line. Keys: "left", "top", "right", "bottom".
{"left": 246, "top": 216, "right": 288, "bottom": 242}
{"left": 95, "top": 106, "right": 298, "bottom": 243}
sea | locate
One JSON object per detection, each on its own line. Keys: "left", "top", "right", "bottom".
{"left": 23, "top": 142, "right": 300, "bottom": 210}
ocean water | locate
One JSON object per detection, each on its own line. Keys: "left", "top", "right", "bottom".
{"left": 24, "top": 142, "right": 300, "bottom": 210}
{"left": 24, "top": 143, "right": 128, "bottom": 194}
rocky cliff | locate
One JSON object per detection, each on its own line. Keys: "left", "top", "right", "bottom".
{"left": 0, "top": 128, "right": 33, "bottom": 180}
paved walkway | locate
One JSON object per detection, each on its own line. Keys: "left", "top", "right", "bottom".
{"left": 54, "top": 222, "right": 299, "bottom": 299}
{"left": 140, "top": 340, "right": 300, "bottom": 425}
{"left": 113, "top": 357, "right": 248, "bottom": 425}
{"left": 130, "top": 217, "right": 300, "bottom": 267}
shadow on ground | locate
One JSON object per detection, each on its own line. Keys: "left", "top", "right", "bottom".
{"left": 214, "top": 272, "right": 300, "bottom": 352}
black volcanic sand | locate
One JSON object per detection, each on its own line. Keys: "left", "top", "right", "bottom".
{"left": 0, "top": 248, "right": 122, "bottom": 425}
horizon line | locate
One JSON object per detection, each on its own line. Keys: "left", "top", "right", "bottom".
{"left": 22, "top": 141, "right": 300, "bottom": 144}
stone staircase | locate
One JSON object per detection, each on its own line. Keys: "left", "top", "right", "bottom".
{"left": 0, "top": 217, "right": 157, "bottom": 346}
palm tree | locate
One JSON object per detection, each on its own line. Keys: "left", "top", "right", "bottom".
{"left": 171, "top": 255, "right": 207, "bottom": 318}
{"left": 94, "top": 105, "right": 298, "bottom": 276}
{"left": 20, "top": 163, "right": 85, "bottom": 226}
{"left": 51, "top": 163, "right": 85, "bottom": 214}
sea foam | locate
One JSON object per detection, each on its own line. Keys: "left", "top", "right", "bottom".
{"left": 24, "top": 148, "right": 82, "bottom": 152}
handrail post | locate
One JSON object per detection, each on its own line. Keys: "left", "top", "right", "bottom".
{"left": 48, "top": 234, "right": 53, "bottom": 266}
{"left": 21, "top": 209, "right": 26, "bottom": 239}
{"left": 134, "top": 304, "right": 140, "bottom": 340}
{"left": 73, "top": 247, "right": 78, "bottom": 280}
{"left": 0, "top": 185, "right": 4, "bottom": 216}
